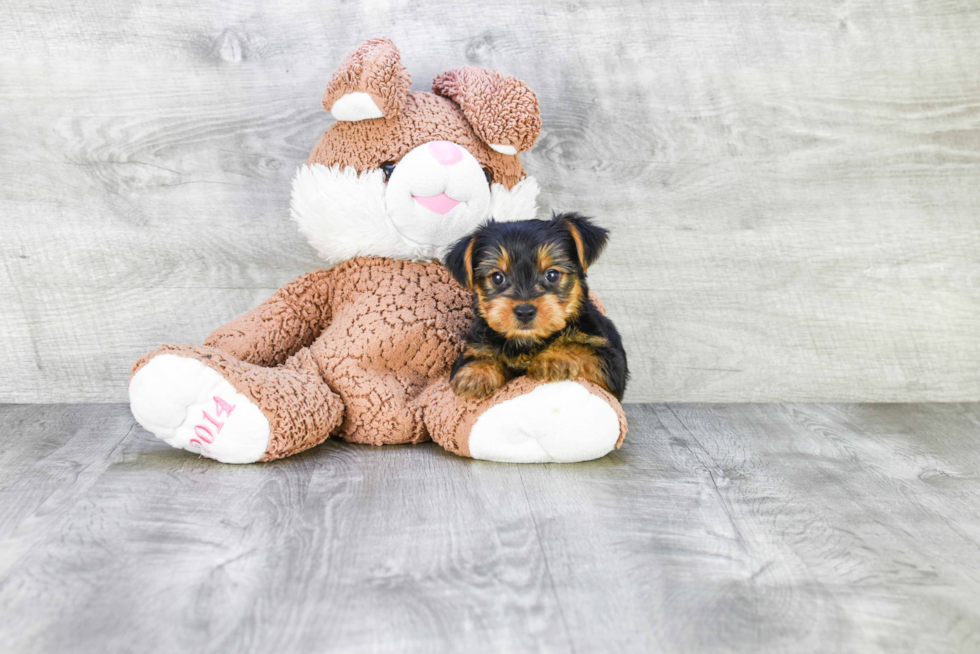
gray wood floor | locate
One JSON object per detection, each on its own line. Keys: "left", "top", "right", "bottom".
{"left": 1, "top": 403, "right": 978, "bottom": 653}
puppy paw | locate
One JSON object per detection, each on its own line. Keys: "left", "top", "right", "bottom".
{"left": 527, "top": 349, "right": 584, "bottom": 383}
{"left": 451, "top": 360, "right": 507, "bottom": 399}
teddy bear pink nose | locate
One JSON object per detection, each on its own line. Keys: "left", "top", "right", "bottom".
{"left": 428, "top": 140, "right": 462, "bottom": 166}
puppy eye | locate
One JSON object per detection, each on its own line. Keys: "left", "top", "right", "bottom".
{"left": 545, "top": 269, "right": 561, "bottom": 283}
{"left": 483, "top": 167, "right": 493, "bottom": 185}
{"left": 381, "top": 162, "right": 396, "bottom": 182}
{"left": 490, "top": 271, "right": 506, "bottom": 286}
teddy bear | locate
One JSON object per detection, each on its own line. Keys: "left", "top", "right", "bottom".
{"left": 128, "top": 37, "right": 627, "bottom": 464}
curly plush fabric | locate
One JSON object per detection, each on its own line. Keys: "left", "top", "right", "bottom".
{"left": 308, "top": 92, "right": 529, "bottom": 190}
{"left": 432, "top": 67, "right": 542, "bottom": 153}
{"left": 203, "top": 270, "right": 336, "bottom": 367}
{"left": 322, "top": 37, "right": 411, "bottom": 119}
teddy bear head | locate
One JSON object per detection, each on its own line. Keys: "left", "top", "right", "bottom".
{"left": 291, "top": 37, "right": 543, "bottom": 265}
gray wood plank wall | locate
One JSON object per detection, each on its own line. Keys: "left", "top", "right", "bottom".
{"left": 1, "top": 1, "right": 978, "bottom": 403}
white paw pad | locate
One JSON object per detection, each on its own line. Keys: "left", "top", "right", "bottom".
{"left": 129, "top": 354, "right": 270, "bottom": 464}
{"left": 468, "top": 381, "right": 621, "bottom": 463}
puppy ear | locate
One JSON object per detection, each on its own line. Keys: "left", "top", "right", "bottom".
{"left": 553, "top": 212, "right": 609, "bottom": 270}
{"left": 444, "top": 234, "right": 477, "bottom": 290}
{"left": 323, "top": 37, "right": 411, "bottom": 121}
{"left": 432, "top": 67, "right": 541, "bottom": 154}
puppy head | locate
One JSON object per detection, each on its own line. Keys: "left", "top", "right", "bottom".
{"left": 445, "top": 213, "right": 609, "bottom": 343}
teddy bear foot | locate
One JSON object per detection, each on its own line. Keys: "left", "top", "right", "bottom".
{"left": 421, "top": 377, "right": 627, "bottom": 464}
{"left": 129, "top": 354, "right": 270, "bottom": 464}
{"left": 467, "top": 381, "right": 622, "bottom": 463}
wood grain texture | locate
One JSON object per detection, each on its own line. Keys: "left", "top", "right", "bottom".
{"left": 1, "top": 402, "right": 979, "bottom": 653}
{"left": 1, "top": 1, "right": 979, "bottom": 402}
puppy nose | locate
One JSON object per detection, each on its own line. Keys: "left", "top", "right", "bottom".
{"left": 428, "top": 140, "right": 462, "bottom": 166}
{"left": 514, "top": 304, "right": 537, "bottom": 323}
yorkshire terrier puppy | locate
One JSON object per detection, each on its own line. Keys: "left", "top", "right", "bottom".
{"left": 445, "top": 212, "right": 629, "bottom": 400}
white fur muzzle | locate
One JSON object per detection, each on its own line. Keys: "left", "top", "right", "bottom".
{"left": 290, "top": 163, "right": 540, "bottom": 267}
{"left": 384, "top": 141, "right": 492, "bottom": 252}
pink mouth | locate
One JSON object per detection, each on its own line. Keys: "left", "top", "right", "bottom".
{"left": 413, "top": 192, "right": 460, "bottom": 215}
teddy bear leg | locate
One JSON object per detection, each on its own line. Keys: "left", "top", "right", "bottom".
{"left": 129, "top": 345, "right": 344, "bottom": 463}
{"left": 418, "top": 376, "right": 628, "bottom": 463}
{"left": 322, "top": 361, "right": 428, "bottom": 446}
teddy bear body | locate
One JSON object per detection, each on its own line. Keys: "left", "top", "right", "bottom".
{"left": 208, "top": 257, "right": 472, "bottom": 446}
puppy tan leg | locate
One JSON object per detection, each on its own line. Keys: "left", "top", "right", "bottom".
{"left": 527, "top": 341, "right": 612, "bottom": 393}
{"left": 451, "top": 358, "right": 508, "bottom": 399}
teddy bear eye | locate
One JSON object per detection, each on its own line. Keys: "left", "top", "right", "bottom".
{"left": 490, "top": 271, "right": 506, "bottom": 286}
{"left": 381, "top": 162, "right": 396, "bottom": 182}
{"left": 483, "top": 167, "right": 493, "bottom": 185}
{"left": 545, "top": 269, "right": 561, "bottom": 283}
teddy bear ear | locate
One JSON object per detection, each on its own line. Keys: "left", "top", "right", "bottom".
{"left": 432, "top": 67, "right": 541, "bottom": 154}
{"left": 322, "top": 37, "right": 411, "bottom": 122}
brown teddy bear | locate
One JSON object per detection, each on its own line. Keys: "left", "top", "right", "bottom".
{"left": 128, "top": 37, "right": 627, "bottom": 464}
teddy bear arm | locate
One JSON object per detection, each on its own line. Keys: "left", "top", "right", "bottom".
{"left": 204, "top": 269, "right": 337, "bottom": 367}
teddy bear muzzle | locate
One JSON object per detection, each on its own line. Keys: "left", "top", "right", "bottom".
{"left": 384, "top": 140, "right": 492, "bottom": 252}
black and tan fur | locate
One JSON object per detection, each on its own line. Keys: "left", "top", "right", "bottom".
{"left": 445, "top": 213, "right": 629, "bottom": 400}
